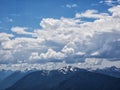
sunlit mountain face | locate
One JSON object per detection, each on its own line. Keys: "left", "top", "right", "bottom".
{"left": 0, "top": 0, "right": 120, "bottom": 90}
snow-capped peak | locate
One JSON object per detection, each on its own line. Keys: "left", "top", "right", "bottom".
{"left": 58, "top": 66, "right": 79, "bottom": 74}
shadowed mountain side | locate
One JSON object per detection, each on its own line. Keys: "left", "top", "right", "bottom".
{"left": 6, "top": 67, "right": 120, "bottom": 90}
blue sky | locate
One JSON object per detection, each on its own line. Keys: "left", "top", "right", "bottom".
{"left": 0, "top": 0, "right": 120, "bottom": 70}
{"left": 0, "top": 0, "right": 111, "bottom": 32}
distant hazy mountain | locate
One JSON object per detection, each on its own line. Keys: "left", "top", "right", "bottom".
{"left": 6, "top": 66, "right": 120, "bottom": 90}
{"left": 0, "top": 70, "right": 32, "bottom": 90}
{"left": 0, "top": 70, "right": 13, "bottom": 82}
{"left": 93, "top": 66, "right": 120, "bottom": 78}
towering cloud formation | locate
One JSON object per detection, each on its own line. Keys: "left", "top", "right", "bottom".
{"left": 0, "top": 5, "right": 120, "bottom": 69}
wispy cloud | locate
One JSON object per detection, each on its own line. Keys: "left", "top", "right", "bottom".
{"left": 66, "top": 4, "right": 78, "bottom": 8}
{"left": 6, "top": 17, "right": 13, "bottom": 22}
{"left": 99, "top": 0, "right": 120, "bottom": 6}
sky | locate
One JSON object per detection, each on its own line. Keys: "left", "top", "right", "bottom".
{"left": 0, "top": 0, "right": 120, "bottom": 70}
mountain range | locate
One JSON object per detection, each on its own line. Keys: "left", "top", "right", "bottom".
{"left": 0, "top": 66, "right": 119, "bottom": 90}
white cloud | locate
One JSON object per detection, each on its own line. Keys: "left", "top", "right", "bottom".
{"left": 40, "top": 17, "right": 80, "bottom": 30}
{"left": 29, "top": 52, "right": 40, "bottom": 62}
{"left": 11, "top": 26, "right": 34, "bottom": 35}
{"left": 99, "top": 0, "right": 120, "bottom": 6}
{"left": 39, "top": 48, "right": 65, "bottom": 60}
{"left": 91, "top": 51, "right": 100, "bottom": 56}
{"left": 62, "top": 47, "right": 74, "bottom": 56}
{"left": 77, "top": 6, "right": 120, "bottom": 33}
{"left": 0, "top": 5, "right": 120, "bottom": 70}
{"left": 0, "top": 33, "right": 14, "bottom": 42}
{"left": 76, "top": 52, "right": 85, "bottom": 56}
{"left": 0, "top": 59, "right": 120, "bottom": 71}
{"left": 108, "top": 5, "right": 120, "bottom": 17}
{"left": 29, "top": 48, "right": 65, "bottom": 62}
{"left": 66, "top": 4, "right": 77, "bottom": 8}
{"left": 75, "top": 10, "right": 109, "bottom": 19}
{"left": 61, "top": 42, "right": 75, "bottom": 56}
{"left": 85, "top": 58, "right": 103, "bottom": 65}
{"left": 0, "top": 50, "right": 14, "bottom": 64}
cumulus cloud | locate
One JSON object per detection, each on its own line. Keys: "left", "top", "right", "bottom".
{"left": 0, "top": 5, "right": 120, "bottom": 70}
{"left": 29, "top": 49, "right": 65, "bottom": 63}
{"left": 39, "top": 48, "right": 65, "bottom": 60}
{"left": 40, "top": 17, "right": 80, "bottom": 30}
